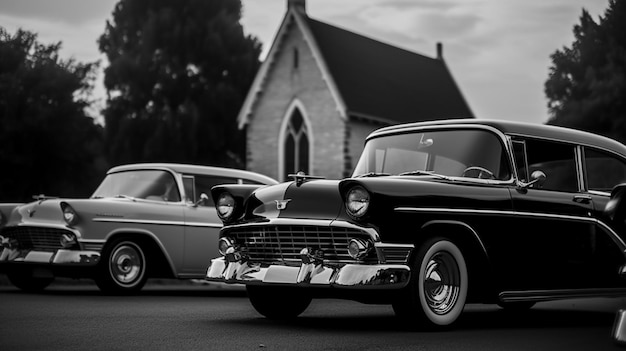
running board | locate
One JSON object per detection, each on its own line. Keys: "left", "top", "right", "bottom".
{"left": 499, "top": 288, "right": 626, "bottom": 303}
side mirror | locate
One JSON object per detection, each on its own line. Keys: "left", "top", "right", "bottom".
{"left": 194, "top": 193, "right": 209, "bottom": 207}
{"left": 519, "top": 170, "right": 546, "bottom": 189}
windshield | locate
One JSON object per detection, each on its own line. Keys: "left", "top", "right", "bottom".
{"left": 92, "top": 170, "right": 181, "bottom": 202}
{"left": 352, "top": 129, "right": 511, "bottom": 181}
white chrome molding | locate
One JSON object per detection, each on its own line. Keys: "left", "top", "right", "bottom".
{"left": 93, "top": 218, "right": 222, "bottom": 229}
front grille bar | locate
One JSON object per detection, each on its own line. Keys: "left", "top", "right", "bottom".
{"left": 225, "top": 225, "right": 377, "bottom": 264}
{"left": 1, "top": 226, "right": 71, "bottom": 252}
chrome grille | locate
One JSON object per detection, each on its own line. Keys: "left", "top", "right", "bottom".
{"left": 225, "top": 225, "right": 376, "bottom": 263}
{"left": 1, "top": 226, "right": 69, "bottom": 251}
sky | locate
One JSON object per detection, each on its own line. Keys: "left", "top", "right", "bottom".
{"left": 0, "top": 0, "right": 611, "bottom": 125}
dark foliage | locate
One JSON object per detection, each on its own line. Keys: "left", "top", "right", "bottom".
{"left": 0, "top": 27, "right": 106, "bottom": 202}
{"left": 545, "top": 0, "right": 626, "bottom": 142}
{"left": 98, "top": 0, "right": 262, "bottom": 168}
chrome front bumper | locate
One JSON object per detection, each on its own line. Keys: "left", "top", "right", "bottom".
{"left": 0, "top": 247, "right": 100, "bottom": 266}
{"left": 206, "top": 258, "right": 410, "bottom": 289}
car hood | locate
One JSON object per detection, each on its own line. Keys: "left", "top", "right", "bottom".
{"left": 5, "top": 199, "right": 71, "bottom": 227}
{"left": 3, "top": 197, "right": 180, "bottom": 229}
{"left": 249, "top": 180, "right": 344, "bottom": 221}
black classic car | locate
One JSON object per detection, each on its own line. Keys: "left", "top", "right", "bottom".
{"left": 205, "top": 119, "right": 626, "bottom": 328}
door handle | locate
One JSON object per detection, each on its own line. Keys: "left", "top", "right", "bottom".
{"left": 573, "top": 195, "right": 592, "bottom": 204}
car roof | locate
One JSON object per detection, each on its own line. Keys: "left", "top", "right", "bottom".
{"left": 369, "top": 119, "right": 626, "bottom": 158}
{"left": 107, "top": 163, "right": 278, "bottom": 185}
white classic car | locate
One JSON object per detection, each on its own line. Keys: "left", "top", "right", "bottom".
{"left": 0, "top": 163, "right": 277, "bottom": 293}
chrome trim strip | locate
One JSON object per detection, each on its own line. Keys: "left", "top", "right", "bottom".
{"left": 589, "top": 190, "right": 610, "bottom": 197}
{"left": 374, "top": 243, "right": 414, "bottom": 249}
{"left": 499, "top": 288, "right": 626, "bottom": 302}
{"left": 395, "top": 207, "right": 626, "bottom": 252}
{"left": 93, "top": 217, "right": 221, "bottom": 228}
{"left": 396, "top": 207, "right": 585, "bottom": 221}
{"left": 179, "top": 222, "right": 222, "bottom": 228}
{"left": 576, "top": 145, "right": 585, "bottom": 192}
{"left": 79, "top": 239, "right": 106, "bottom": 244}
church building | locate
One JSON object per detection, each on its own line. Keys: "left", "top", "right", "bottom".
{"left": 239, "top": 0, "right": 474, "bottom": 181}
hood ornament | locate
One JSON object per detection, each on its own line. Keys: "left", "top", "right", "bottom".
{"left": 275, "top": 199, "right": 291, "bottom": 210}
{"left": 288, "top": 171, "right": 325, "bottom": 187}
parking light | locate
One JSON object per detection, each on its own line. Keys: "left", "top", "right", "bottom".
{"left": 218, "top": 237, "right": 235, "bottom": 256}
{"left": 60, "top": 233, "right": 77, "bottom": 248}
{"left": 347, "top": 238, "right": 372, "bottom": 259}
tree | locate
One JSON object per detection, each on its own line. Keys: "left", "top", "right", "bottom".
{"left": 545, "top": 0, "right": 626, "bottom": 143}
{"left": 98, "top": 0, "right": 262, "bottom": 167}
{"left": 0, "top": 27, "right": 106, "bottom": 202}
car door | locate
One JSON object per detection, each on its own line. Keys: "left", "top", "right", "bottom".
{"left": 505, "top": 138, "right": 597, "bottom": 291}
{"left": 581, "top": 146, "right": 626, "bottom": 287}
{"left": 181, "top": 174, "right": 236, "bottom": 275}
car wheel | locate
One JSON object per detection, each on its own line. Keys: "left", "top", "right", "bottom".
{"left": 497, "top": 301, "right": 536, "bottom": 310}
{"left": 95, "top": 240, "right": 147, "bottom": 294}
{"left": 246, "top": 285, "right": 312, "bottom": 319}
{"left": 7, "top": 272, "right": 54, "bottom": 292}
{"left": 393, "top": 237, "right": 468, "bottom": 328}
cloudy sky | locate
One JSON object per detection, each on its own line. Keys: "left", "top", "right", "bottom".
{"left": 0, "top": 0, "right": 610, "bottom": 124}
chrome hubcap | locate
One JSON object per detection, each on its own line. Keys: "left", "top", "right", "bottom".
{"left": 423, "top": 251, "right": 460, "bottom": 315}
{"left": 110, "top": 244, "right": 143, "bottom": 285}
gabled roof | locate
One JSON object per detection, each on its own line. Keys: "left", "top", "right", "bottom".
{"left": 306, "top": 18, "right": 474, "bottom": 124}
{"left": 237, "top": 6, "right": 473, "bottom": 128}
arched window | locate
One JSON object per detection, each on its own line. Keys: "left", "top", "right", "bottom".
{"left": 293, "top": 47, "right": 299, "bottom": 69}
{"left": 283, "top": 108, "right": 309, "bottom": 180}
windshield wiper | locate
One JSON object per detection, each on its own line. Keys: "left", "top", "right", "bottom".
{"left": 397, "top": 170, "right": 451, "bottom": 180}
{"left": 114, "top": 194, "right": 137, "bottom": 202}
{"left": 356, "top": 172, "right": 391, "bottom": 178}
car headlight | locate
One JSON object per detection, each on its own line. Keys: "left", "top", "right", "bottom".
{"left": 60, "top": 202, "right": 79, "bottom": 226}
{"left": 216, "top": 192, "right": 236, "bottom": 221}
{"left": 345, "top": 186, "right": 370, "bottom": 219}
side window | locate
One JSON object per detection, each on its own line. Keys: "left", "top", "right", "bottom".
{"left": 193, "top": 176, "right": 239, "bottom": 206}
{"left": 585, "top": 148, "right": 626, "bottom": 193}
{"left": 524, "top": 139, "right": 578, "bottom": 192}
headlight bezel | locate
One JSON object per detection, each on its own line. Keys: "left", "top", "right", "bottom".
{"left": 216, "top": 192, "right": 236, "bottom": 222}
{"left": 345, "top": 186, "right": 371, "bottom": 219}
{"left": 60, "top": 202, "right": 79, "bottom": 226}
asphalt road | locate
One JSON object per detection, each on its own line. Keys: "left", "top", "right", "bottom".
{"left": 1, "top": 278, "right": 626, "bottom": 351}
